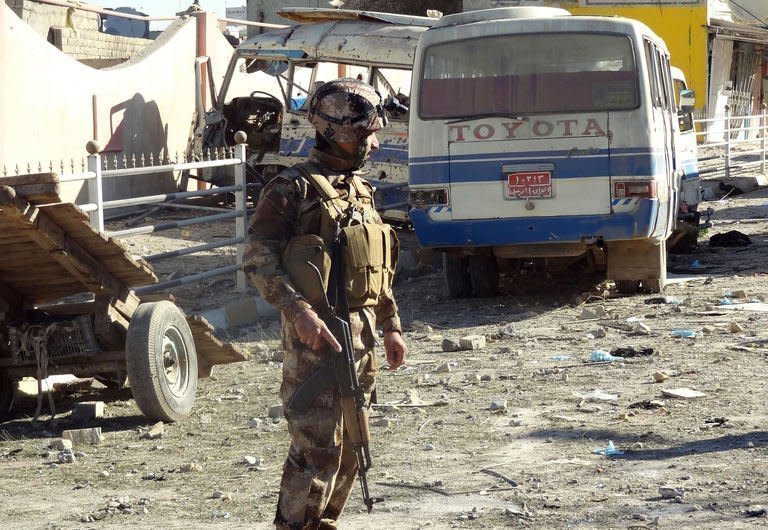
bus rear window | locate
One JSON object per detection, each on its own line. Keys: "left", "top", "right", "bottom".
{"left": 419, "top": 33, "right": 638, "bottom": 118}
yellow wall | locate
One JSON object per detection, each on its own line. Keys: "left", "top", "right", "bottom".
{"left": 559, "top": 3, "right": 709, "bottom": 111}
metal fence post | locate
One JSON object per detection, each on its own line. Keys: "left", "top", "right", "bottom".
{"left": 724, "top": 105, "right": 731, "bottom": 180}
{"left": 85, "top": 140, "right": 104, "bottom": 232}
{"left": 762, "top": 104, "right": 766, "bottom": 177}
{"left": 233, "top": 133, "right": 248, "bottom": 292}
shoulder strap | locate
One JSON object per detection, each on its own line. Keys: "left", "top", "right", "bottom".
{"left": 349, "top": 175, "right": 373, "bottom": 199}
{"left": 294, "top": 163, "right": 340, "bottom": 201}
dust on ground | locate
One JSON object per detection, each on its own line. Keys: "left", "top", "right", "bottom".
{"left": 3, "top": 186, "right": 768, "bottom": 529}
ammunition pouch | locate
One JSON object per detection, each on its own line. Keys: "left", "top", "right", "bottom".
{"left": 281, "top": 234, "right": 331, "bottom": 308}
{"left": 342, "top": 223, "right": 398, "bottom": 307}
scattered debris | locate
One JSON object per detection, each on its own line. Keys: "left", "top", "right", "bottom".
{"left": 709, "top": 230, "right": 751, "bottom": 247}
{"left": 62, "top": 427, "right": 105, "bottom": 446}
{"left": 593, "top": 440, "right": 624, "bottom": 456}
{"left": 661, "top": 388, "right": 706, "bottom": 399}
{"left": 659, "top": 485, "right": 684, "bottom": 499}
{"left": 611, "top": 347, "right": 654, "bottom": 358}
{"left": 460, "top": 334, "right": 486, "bottom": 350}
{"left": 141, "top": 422, "right": 165, "bottom": 440}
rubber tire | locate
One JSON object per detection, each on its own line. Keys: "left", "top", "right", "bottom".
{"left": 126, "top": 301, "right": 197, "bottom": 422}
{"left": 0, "top": 373, "right": 17, "bottom": 422}
{"left": 641, "top": 239, "right": 667, "bottom": 294}
{"left": 469, "top": 255, "right": 500, "bottom": 297}
{"left": 615, "top": 280, "right": 640, "bottom": 295}
{"left": 443, "top": 253, "right": 471, "bottom": 298}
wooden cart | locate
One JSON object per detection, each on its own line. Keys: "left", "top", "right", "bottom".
{"left": 0, "top": 176, "right": 248, "bottom": 422}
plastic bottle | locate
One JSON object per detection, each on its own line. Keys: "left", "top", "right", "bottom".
{"left": 672, "top": 329, "right": 697, "bottom": 338}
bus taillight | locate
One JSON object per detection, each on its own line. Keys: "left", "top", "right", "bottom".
{"left": 613, "top": 181, "right": 657, "bottom": 199}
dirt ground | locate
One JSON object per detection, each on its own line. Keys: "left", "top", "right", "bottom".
{"left": 3, "top": 185, "right": 768, "bottom": 529}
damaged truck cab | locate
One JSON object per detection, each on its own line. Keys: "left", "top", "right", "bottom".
{"left": 191, "top": 8, "right": 434, "bottom": 223}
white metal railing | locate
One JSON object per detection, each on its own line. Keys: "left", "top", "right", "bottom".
{"left": 694, "top": 105, "right": 768, "bottom": 180}
{"left": 60, "top": 138, "right": 249, "bottom": 295}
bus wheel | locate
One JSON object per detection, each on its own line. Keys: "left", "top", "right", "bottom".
{"left": 641, "top": 239, "right": 667, "bottom": 293}
{"left": 469, "top": 255, "right": 499, "bottom": 297}
{"left": 443, "top": 253, "right": 471, "bottom": 298}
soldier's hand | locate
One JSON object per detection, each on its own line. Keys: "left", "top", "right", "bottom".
{"left": 383, "top": 330, "right": 407, "bottom": 370}
{"left": 294, "top": 309, "right": 342, "bottom": 352}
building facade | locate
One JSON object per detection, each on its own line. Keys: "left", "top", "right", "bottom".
{"left": 463, "top": 1, "right": 768, "bottom": 122}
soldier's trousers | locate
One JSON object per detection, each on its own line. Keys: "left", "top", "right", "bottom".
{"left": 274, "top": 342, "right": 376, "bottom": 530}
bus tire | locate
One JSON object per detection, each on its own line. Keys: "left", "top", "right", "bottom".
{"left": 469, "top": 255, "right": 499, "bottom": 297}
{"left": 641, "top": 239, "right": 667, "bottom": 294}
{"left": 126, "top": 301, "right": 198, "bottom": 422}
{"left": 443, "top": 253, "right": 471, "bottom": 298}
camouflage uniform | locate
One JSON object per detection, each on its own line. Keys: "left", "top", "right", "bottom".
{"left": 245, "top": 140, "right": 401, "bottom": 529}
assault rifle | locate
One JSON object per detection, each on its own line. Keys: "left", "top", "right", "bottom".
{"left": 287, "top": 230, "right": 379, "bottom": 513}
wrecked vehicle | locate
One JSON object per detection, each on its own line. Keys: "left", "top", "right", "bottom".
{"left": 408, "top": 7, "right": 703, "bottom": 297}
{"left": 191, "top": 8, "right": 435, "bottom": 223}
{"left": 0, "top": 179, "right": 247, "bottom": 422}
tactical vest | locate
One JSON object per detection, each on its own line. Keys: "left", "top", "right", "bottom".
{"left": 281, "top": 164, "right": 398, "bottom": 309}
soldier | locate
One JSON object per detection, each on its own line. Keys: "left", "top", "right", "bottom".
{"left": 244, "top": 78, "right": 408, "bottom": 530}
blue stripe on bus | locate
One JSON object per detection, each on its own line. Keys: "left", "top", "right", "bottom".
{"left": 409, "top": 148, "right": 664, "bottom": 185}
{"left": 410, "top": 199, "right": 658, "bottom": 247}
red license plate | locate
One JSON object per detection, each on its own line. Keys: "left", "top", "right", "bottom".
{"left": 506, "top": 171, "right": 552, "bottom": 199}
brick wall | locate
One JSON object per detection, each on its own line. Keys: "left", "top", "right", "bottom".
{"left": 49, "top": 27, "right": 150, "bottom": 67}
{"left": 9, "top": 0, "right": 150, "bottom": 66}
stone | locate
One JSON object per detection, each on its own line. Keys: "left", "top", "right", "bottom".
{"left": 632, "top": 323, "right": 651, "bottom": 335}
{"left": 62, "top": 427, "right": 105, "bottom": 446}
{"left": 652, "top": 371, "right": 670, "bottom": 383}
{"left": 248, "top": 417, "right": 263, "bottom": 429}
{"left": 142, "top": 422, "right": 164, "bottom": 440}
{"left": 435, "top": 362, "right": 452, "bottom": 373}
{"left": 489, "top": 399, "right": 508, "bottom": 412}
{"left": 242, "top": 455, "right": 263, "bottom": 466}
{"left": 460, "top": 335, "right": 486, "bottom": 350}
{"left": 372, "top": 417, "right": 392, "bottom": 428}
{"left": 730, "top": 321, "right": 745, "bottom": 333}
{"left": 57, "top": 449, "right": 76, "bottom": 464}
{"left": 179, "top": 462, "right": 202, "bottom": 472}
{"left": 586, "top": 328, "right": 606, "bottom": 339}
{"left": 268, "top": 404, "right": 283, "bottom": 420}
{"left": 480, "top": 374, "right": 493, "bottom": 382}
{"left": 441, "top": 338, "right": 462, "bottom": 352}
{"left": 659, "top": 485, "right": 684, "bottom": 499}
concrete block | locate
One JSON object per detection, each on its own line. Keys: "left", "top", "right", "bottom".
{"left": 70, "top": 401, "right": 105, "bottom": 423}
{"left": 460, "top": 334, "right": 486, "bottom": 350}
{"left": 62, "top": 427, "right": 105, "bottom": 446}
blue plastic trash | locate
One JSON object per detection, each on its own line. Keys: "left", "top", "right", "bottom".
{"left": 690, "top": 259, "right": 702, "bottom": 269}
{"left": 672, "top": 329, "right": 697, "bottom": 338}
{"left": 720, "top": 297, "right": 733, "bottom": 305}
{"left": 593, "top": 440, "right": 624, "bottom": 456}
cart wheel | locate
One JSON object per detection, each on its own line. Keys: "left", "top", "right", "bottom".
{"left": 0, "top": 374, "right": 17, "bottom": 421}
{"left": 126, "top": 301, "right": 197, "bottom": 422}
